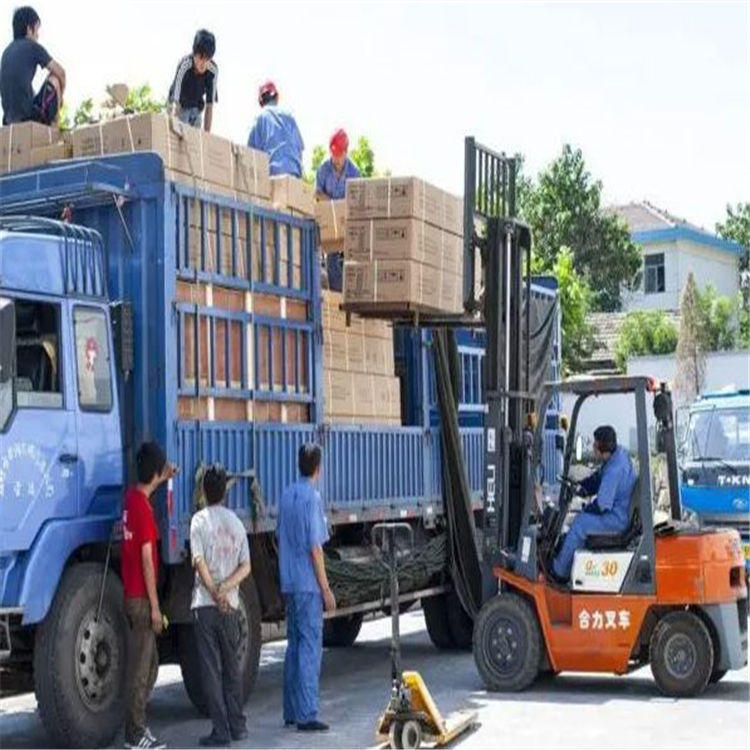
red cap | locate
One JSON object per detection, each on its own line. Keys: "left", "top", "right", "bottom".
{"left": 329, "top": 128, "right": 349, "bottom": 158}
{"left": 258, "top": 80, "right": 278, "bottom": 106}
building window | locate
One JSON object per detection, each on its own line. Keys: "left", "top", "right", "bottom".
{"left": 644, "top": 253, "right": 665, "bottom": 294}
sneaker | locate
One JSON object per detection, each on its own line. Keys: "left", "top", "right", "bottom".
{"left": 297, "top": 720, "right": 329, "bottom": 732}
{"left": 284, "top": 720, "right": 296, "bottom": 729}
{"left": 199, "top": 732, "right": 230, "bottom": 747}
{"left": 124, "top": 731, "right": 167, "bottom": 749}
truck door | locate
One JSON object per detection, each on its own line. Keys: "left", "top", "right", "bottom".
{"left": 0, "top": 297, "right": 79, "bottom": 553}
{"left": 70, "top": 303, "right": 123, "bottom": 518}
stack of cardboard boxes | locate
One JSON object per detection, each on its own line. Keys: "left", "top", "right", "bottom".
{"left": 342, "top": 177, "right": 465, "bottom": 315}
{"left": 322, "top": 290, "right": 401, "bottom": 425}
{"left": 0, "top": 122, "right": 71, "bottom": 174}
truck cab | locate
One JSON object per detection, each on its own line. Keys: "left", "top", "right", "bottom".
{"left": 681, "top": 390, "right": 750, "bottom": 573}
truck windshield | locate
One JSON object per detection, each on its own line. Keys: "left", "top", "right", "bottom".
{"left": 686, "top": 406, "right": 750, "bottom": 463}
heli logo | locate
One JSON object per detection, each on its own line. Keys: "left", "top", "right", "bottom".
{"left": 717, "top": 475, "right": 750, "bottom": 487}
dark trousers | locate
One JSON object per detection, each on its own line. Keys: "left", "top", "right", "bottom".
{"left": 283, "top": 592, "right": 323, "bottom": 724}
{"left": 124, "top": 597, "right": 156, "bottom": 741}
{"left": 194, "top": 606, "right": 247, "bottom": 741}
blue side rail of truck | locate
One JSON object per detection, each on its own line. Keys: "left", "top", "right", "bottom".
{"left": 0, "top": 152, "right": 560, "bottom": 748}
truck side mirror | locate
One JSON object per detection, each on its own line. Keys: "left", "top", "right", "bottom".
{"left": 0, "top": 297, "right": 14, "bottom": 384}
{"left": 0, "top": 297, "right": 16, "bottom": 431}
{"left": 111, "top": 301, "right": 134, "bottom": 374}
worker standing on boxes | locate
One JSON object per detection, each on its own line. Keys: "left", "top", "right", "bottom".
{"left": 277, "top": 444, "right": 336, "bottom": 733}
{"left": 317, "top": 128, "right": 360, "bottom": 291}
{"left": 248, "top": 80, "right": 304, "bottom": 177}
{"left": 0, "top": 6, "right": 65, "bottom": 126}
{"left": 167, "top": 29, "right": 218, "bottom": 132}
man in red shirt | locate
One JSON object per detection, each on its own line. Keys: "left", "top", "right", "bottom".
{"left": 122, "top": 441, "right": 177, "bottom": 750}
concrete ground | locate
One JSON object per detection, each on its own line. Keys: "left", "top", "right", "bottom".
{"left": 1, "top": 611, "right": 748, "bottom": 749}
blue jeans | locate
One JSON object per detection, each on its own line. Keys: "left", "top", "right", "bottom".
{"left": 283, "top": 592, "right": 323, "bottom": 724}
{"left": 178, "top": 107, "right": 202, "bottom": 127}
{"left": 552, "top": 511, "right": 628, "bottom": 579}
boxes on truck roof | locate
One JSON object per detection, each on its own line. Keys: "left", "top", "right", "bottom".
{"left": 0, "top": 122, "right": 61, "bottom": 173}
{"left": 271, "top": 175, "right": 315, "bottom": 217}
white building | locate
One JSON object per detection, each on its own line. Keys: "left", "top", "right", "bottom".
{"left": 611, "top": 202, "right": 743, "bottom": 312}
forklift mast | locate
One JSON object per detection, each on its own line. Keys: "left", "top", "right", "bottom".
{"left": 462, "top": 137, "right": 536, "bottom": 571}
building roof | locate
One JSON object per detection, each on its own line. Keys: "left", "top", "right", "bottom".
{"left": 608, "top": 201, "right": 745, "bottom": 258}
{"left": 585, "top": 310, "right": 682, "bottom": 371}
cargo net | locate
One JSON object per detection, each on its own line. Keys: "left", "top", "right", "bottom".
{"left": 325, "top": 534, "right": 447, "bottom": 608}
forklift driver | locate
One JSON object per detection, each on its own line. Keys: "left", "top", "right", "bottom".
{"left": 551, "top": 426, "right": 636, "bottom": 583}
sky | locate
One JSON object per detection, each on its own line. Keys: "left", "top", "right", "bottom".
{"left": 1, "top": 0, "right": 748, "bottom": 230}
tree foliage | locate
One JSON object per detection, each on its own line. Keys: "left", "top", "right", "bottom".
{"left": 716, "top": 201, "right": 749, "bottom": 279}
{"left": 696, "top": 284, "right": 738, "bottom": 352}
{"left": 532, "top": 247, "right": 595, "bottom": 374}
{"left": 519, "top": 145, "right": 641, "bottom": 312}
{"left": 676, "top": 273, "right": 707, "bottom": 404}
{"left": 614, "top": 311, "right": 678, "bottom": 371}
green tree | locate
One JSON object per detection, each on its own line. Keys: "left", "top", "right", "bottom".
{"left": 716, "top": 201, "right": 749, "bottom": 279}
{"left": 532, "top": 247, "right": 595, "bottom": 373}
{"left": 738, "top": 293, "right": 750, "bottom": 348}
{"left": 676, "top": 273, "right": 707, "bottom": 404}
{"left": 124, "top": 84, "right": 166, "bottom": 114}
{"left": 306, "top": 135, "right": 380, "bottom": 185}
{"left": 696, "top": 284, "right": 737, "bottom": 351}
{"left": 613, "top": 311, "right": 678, "bottom": 371}
{"left": 519, "top": 145, "right": 641, "bottom": 312}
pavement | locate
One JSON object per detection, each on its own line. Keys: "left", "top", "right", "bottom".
{"left": 1, "top": 611, "right": 748, "bottom": 749}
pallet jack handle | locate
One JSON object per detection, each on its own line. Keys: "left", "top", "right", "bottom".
{"left": 373, "top": 523, "right": 414, "bottom": 684}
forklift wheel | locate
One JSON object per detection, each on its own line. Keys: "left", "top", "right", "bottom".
{"left": 400, "top": 720, "right": 422, "bottom": 749}
{"left": 649, "top": 611, "right": 714, "bottom": 697}
{"left": 473, "top": 593, "right": 542, "bottom": 692}
{"left": 389, "top": 721, "right": 404, "bottom": 749}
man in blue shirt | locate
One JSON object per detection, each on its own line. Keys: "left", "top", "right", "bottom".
{"left": 248, "top": 81, "right": 304, "bottom": 177}
{"left": 316, "top": 129, "right": 361, "bottom": 292}
{"left": 277, "top": 443, "right": 336, "bottom": 732}
{"left": 552, "top": 426, "right": 636, "bottom": 581}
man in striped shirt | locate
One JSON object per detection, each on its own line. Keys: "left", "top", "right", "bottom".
{"left": 168, "top": 30, "right": 217, "bottom": 132}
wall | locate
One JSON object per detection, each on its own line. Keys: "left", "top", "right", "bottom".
{"left": 623, "top": 238, "right": 739, "bottom": 313}
{"left": 561, "top": 350, "right": 750, "bottom": 452}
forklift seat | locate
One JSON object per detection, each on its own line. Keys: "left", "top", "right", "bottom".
{"left": 584, "top": 478, "right": 642, "bottom": 551}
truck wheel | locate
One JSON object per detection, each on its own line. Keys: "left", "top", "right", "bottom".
{"left": 446, "top": 592, "right": 474, "bottom": 651}
{"left": 650, "top": 611, "right": 714, "bottom": 697}
{"left": 179, "top": 576, "right": 262, "bottom": 715}
{"left": 473, "top": 593, "right": 541, "bottom": 692}
{"left": 33, "top": 562, "right": 127, "bottom": 749}
{"left": 422, "top": 595, "right": 455, "bottom": 650}
{"left": 709, "top": 669, "right": 728, "bottom": 684}
{"left": 323, "top": 613, "right": 363, "bottom": 648}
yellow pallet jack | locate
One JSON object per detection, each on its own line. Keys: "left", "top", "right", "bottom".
{"left": 374, "top": 524, "right": 477, "bottom": 749}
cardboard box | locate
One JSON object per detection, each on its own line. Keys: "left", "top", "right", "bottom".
{"left": 271, "top": 176, "right": 315, "bottom": 217}
{"left": 345, "top": 217, "right": 462, "bottom": 275}
{"left": 233, "top": 144, "right": 271, "bottom": 198}
{"left": 315, "top": 199, "right": 347, "bottom": 250}
{"left": 0, "top": 122, "right": 60, "bottom": 173}
{"left": 323, "top": 371, "right": 400, "bottom": 420}
{"left": 343, "top": 259, "right": 462, "bottom": 315}
{"left": 29, "top": 141, "right": 72, "bottom": 167}
{"left": 346, "top": 177, "right": 463, "bottom": 235}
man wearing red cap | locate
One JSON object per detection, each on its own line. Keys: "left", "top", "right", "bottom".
{"left": 316, "top": 129, "right": 360, "bottom": 291}
{"left": 248, "top": 81, "right": 304, "bottom": 177}
{"left": 315, "top": 129, "right": 360, "bottom": 200}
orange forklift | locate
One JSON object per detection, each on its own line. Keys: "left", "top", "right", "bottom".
{"left": 458, "top": 139, "right": 748, "bottom": 697}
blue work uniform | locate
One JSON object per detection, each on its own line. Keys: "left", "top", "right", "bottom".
{"left": 277, "top": 479, "right": 329, "bottom": 724}
{"left": 552, "top": 445, "right": 636, "bottom": 579}
{"left": 248, "top": 105, "right": 304, "bottom": 178}
{"left": 317, "top": 158, "right": 361, "bottom": 291}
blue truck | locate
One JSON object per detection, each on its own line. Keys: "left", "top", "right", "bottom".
{"left": 0, "top": 152, "right": 560, "bottom": 747}
{"left": 681, "top": 389, "right": 750, "bottom": 575}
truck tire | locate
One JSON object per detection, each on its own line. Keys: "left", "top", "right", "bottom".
{"left": 650, "top": 611, "right": 714, "bottom": 697}
{"left": 33, "top": 562, "right": 127, "bottom": 749}
{"left": 179, "top": 576, "right": 262, "bottom": 715}
{"left": 446, "top": 592, "right": 474, "bottom": 651}
{"left": 323, "top": 613, "right": 363, "bottom": 648}
{"left": 422, "top": 594, "right": 455, "bottom": 650}
{"left": 473, "top": 593, "right": 541, "bottom": 692}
